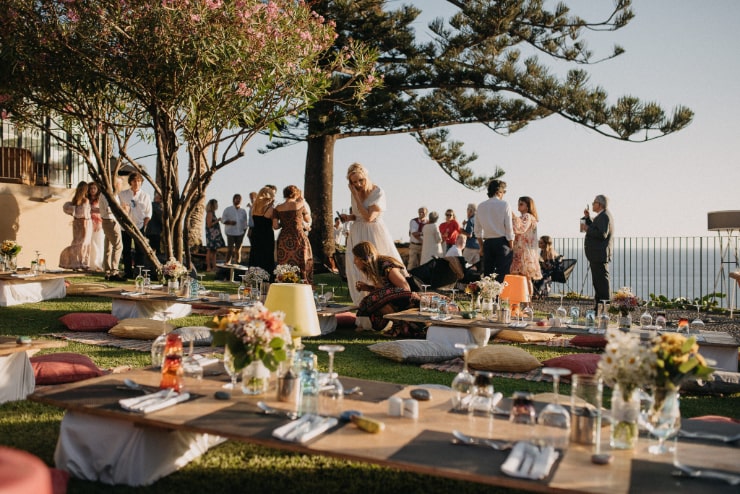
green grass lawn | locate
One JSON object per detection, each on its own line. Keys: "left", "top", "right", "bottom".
{"left": 1, "top": 272, "right": 737, "bottom": 494}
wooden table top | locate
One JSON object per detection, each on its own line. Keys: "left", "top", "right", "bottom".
{"left": 0, "top": 336, "right": 66, "bottom": 357}
{"left": 0, "top": 271, "right": 82, "bottom": 283}
{"left": 28, "top": 369, "right": 740, "bottom": 493}
{"left": 385, "top": 309, "right": 739, "bottom": 347}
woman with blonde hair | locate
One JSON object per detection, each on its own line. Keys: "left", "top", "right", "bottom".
{"left": 248, "top": 186, "right": 276, "bottom": 276}
{"left": 353, "top": 241, "right": 420, "bottom": 335}
{"left": 510, "top": 196, "right": 542, "bottom": 297}
{"left": 205, "top": 198, "right": 225, "bottom": 272}
{"left": 59, "top": 181, "right": 92, "bottom": 270}
{"left": 339, "top": 162, "right": 402, "bottom": 304}
{"left": 273, "top": 185, "right": 313, "bottom": 282}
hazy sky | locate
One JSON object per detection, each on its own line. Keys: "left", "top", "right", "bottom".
{"left": 140, "top": 1, "right": 740, "bottom": 243}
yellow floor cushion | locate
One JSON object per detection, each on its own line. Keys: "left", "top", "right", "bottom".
{"left": 108, "top": 318, "right": 174, "bottom": 340}
{"left": 467, "top": 345, "right": 542, "bottom": 372}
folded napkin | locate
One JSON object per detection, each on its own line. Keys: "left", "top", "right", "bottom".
{"left": 120, "top": 291, "right": 145, "bottom": 296}
{"left": 501, "top": 442, "right": 558, "bottom": 480}
{"left": 272, "top": 414, "right": 338, "bottom": 444}
{"left": 508, "top": 322, "right": 528, "bottom": 329}
{"left": 119, "top": 389, "right": 190, "bottom": 413}
{"left": 176, "top": 297, "right": 201, "bottom": 302}
{"left": 11, "top": 273, "right": 36, "bottom": 278}
{"left": 149, "top": 284, "right": 164, "bottom": 290}
{"left": 459, "top": 391, "right": 504, "bottom": 413}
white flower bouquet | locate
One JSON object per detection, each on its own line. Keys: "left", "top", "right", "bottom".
{"left": 274, "top": 264, "right": 301, "bottom": 283}
{"left": 161, "top": 257, "right": 188, "bottom": 280}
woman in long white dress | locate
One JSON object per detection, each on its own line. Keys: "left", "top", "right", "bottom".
{"left": 340, "top": 163, "right": 402, "bottom": 305}
{"left": 87, "top": 181, "right": 104, "bottom": 272}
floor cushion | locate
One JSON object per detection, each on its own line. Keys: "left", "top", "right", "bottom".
{"left": 30, "top": 352, "right": 104, "bottom": 385}
{"left": 335, "top": 312, "right": 357, "bottom": 328}
{"left": 570, "top": 335, "right": 608, "bottom": 348}
{"left": 173, "top": 326, "right": 213, "bottom": 346}
{"left": 59, "top": 313, "right": 119, "bottom": 332}
{"left": 541, "top": 353, "right": 601, "bottom": 377}
{"left": 467, "top": 345, "right": 542, "bottom": 372}
{"left": 495, "top": 329, "right": 555, "bottom": 343}
{"left": 368, "top": 340, "right": 462, "bottom": 364}
{"left": 109, "top": 318, "right": 174, "bottom": 340}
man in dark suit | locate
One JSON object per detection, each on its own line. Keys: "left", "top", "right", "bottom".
{"left": 583, "top": 195, "right": 614, "bottom": 312}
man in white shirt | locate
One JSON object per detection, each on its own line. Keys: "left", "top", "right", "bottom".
{"left": 118, "top": 172, "right": 152, "bottom": 280}
{"left": 407, "top": 207, "right": 427, "bottom": 270}
{"left": 221, "top": 193, "right": 248, "bottom": 264}
{"left": 474, "top": 180, "right": 514, "bottom": 282}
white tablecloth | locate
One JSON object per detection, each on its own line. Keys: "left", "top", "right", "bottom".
{"left": 0, "top": 352, "right": 35, "bottom": 404}
{"left": 0, "top": 278, "right": 66, "bottom": 307}
{"left": 54, "top": 411, "right": 225, "bottom": 486}
{"left": 111, "top": 298, "right": 192, "bottom": 320}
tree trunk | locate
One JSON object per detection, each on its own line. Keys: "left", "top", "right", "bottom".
{"left": 304, "top": 133, "right": 337, "bottom": 270}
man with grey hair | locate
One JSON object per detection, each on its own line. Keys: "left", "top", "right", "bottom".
{"left": 583, "top": 195, "right": 614, "bottom": 312}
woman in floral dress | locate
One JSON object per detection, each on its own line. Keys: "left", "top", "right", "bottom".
{"left": 272, "top": 185, "right": 313, "bottom": 283}
{"left": 510, "top": 196, "right": 542, "bottom": 297}
{"left": 59, "top": 181, "right": 91, "bottom": 270}
{"left": 205, "top": 199, "right": 225, "bottom": 272}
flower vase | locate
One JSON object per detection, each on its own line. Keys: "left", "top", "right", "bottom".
{"left": 480, "top": 297, "right": 493, "bottom": 318}
{"left": 645, "top": 386, "right": 681, "bottom": 455}
{"left": 167, "top": 279, "right": 179, "bottom": 296}
{"left": 618, "top": 312, "right": 632, "bottom": 330}
{"left": 610, "top": 383, "right": 640, "bottom": 449}
{"left": 241, "top": 360, "right": 271, "bottom": 395}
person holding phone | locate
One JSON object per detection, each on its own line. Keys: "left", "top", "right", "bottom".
{"left": 341, "top": 162, "right": 402, "bottom": 305}
{"left": 582, "top": 195, "right": 614, "bottom": 312}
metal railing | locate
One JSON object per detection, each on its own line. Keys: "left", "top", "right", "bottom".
{"left": 553, "top": 236, "right": 740, "bottom": 309}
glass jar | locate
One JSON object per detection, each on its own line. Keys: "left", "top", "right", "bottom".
{"left": 159, "top": 333, "right": 184, "bottom": 392}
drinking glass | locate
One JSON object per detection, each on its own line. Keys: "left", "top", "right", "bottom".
{"left": 317, "top": 344, "right": 345, "bottom": 417}
{"left": 655, "top": 312, "right": 667, "bottom": 330}
{"left": 134, "top": 265, "right": 145, "bottom": 292}
{"left": 237, "top": 274, "right": 247, "bottom": 301}
{"left": 569, "top": 306, "right": 580, "bottom": 325}
{"left": 537, "top": 367, "right": 572, "bottom": 448}
{"left": 522, "top": 302, "right": 534, "bottom": 324}
{"left": 142, "top": 269, "right": 151, "bottom": 296}
{"left": 197, "top": 274, "right": 206, "bottom": 294}
{"left": 509, "top": 391, "right": 536, "bottom": 425}
{"left": 315, "top": 283, "right": 327, "bottom": 311}
{"left": 451, "top": 343, "right": 478, "bottom": 412}
{"left": 467, "top": 371, "right": 496, "bottom": 419}
{"left": 689, "top": 305, "right": 705, "bottom": 333}
{"left": 150, "top": 310, "right": 172, "bottom": 368}
{"left": 419, "top": 284, "right": 431, "bottom": 312}
{"left": 570, "top": 375, "right": 603, "bottom": 448}
{"left": 182, "top": 340, "right": 204, "bottom": 381}
{"left": 677, "top": 317, "right": 690, "bottom": 334}
{"left": 223, "top": 346, "right": 239, "bottom": 389}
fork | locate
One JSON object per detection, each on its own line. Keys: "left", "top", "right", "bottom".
{"left": 673, "top": 459, "right": 740, "bottom": 485}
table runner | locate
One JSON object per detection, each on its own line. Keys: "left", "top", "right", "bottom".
{"left": 389, "top": 429, "right": 562, "bottom": 485}
{"left": 629, "top": 459, "right": 738, "bottom": 493}
{"left": 339, "top": 377, "right": 405, "bottom": 403}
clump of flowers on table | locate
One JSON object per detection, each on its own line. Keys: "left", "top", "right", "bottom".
{"left": 650, "top": 332, "right": 712, "bottom": 391}
{"left": 211, "top": 302, "right": 289, "bottom": 372}
{"left": 598, "top": 329, "right": 655, "bottom": 448}
{"left": 244, "top": 266, "right": 270, "bottom": 285}
{"left": 475, "top": 274, "right": 504, "bottom": 300}
{"left": 609, "top": 287, "right": 640, "bottom": 316}
{"left": 464, "top": 281, "right": 480, "bottom": 311}
{"left": 1, "top": 240, "right": 21, "bottom": 256}
{"left": 161, "top": 257, "right": 188, "bottom": 280}
{"left": 274, "top": 264, "right": 301, "bottom": 283}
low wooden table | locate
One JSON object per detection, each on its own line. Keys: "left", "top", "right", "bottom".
{"left": 0, "top": 336, "right": 66, "bottom": 403}
{"left": 29, "top": 370, "right": 740, "bottom": 492}
{"left": 0, "top": 271, "right": 81, "bottom": 307}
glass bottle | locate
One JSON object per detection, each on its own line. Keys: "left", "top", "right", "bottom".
{"left": 159, "top": 333, "right": 184, "bottom": 392}
{"left": 298, "top": 351, "right": 319, "bottom": 416}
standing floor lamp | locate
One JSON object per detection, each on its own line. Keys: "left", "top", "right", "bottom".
{"left": 707, "top": 210, "right": 740, "bottom": 317}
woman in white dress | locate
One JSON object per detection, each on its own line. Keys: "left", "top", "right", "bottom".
{"left": 420, "top": 211, "right": 443, "bottom": 265}
{"left": 87, "top": 181, "right": 104, "bottom": 272}
{"left": 340, "top": 163, "right": 402, "bottom": 304}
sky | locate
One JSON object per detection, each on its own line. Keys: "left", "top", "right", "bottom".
{"left": 138, "top": 0, "right": 740, "bottom": 243}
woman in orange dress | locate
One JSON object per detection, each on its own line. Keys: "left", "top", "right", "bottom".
{"left": 510, "top": 196, "right": 542, "bottom": 297}
{"left": 272, "top": 185, "right": 313, "bottom": 283}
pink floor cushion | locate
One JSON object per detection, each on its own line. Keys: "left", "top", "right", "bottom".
{"left": 335, "top": 312, "right": 356, "bottom": 328}
{"left": 570, "top": 335, "right": 607, "bottom": 348}
{"left": 690, "top": 415, "right": 740, "bottom": 424}
{"left": 59, "top": 313, "right": 119, "bottom": 332}
{"left": 541, "top": 353, "right": 601, "bottom": 377}
{"left": 30, "top": 353, "right": 104, "bottom": 385}
{"left": 50, "top": 468, "right": 70, "bottom": 494}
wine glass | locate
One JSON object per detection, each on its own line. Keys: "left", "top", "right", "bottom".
{"left": 639, "top": 302, "right": 653, "bottom": 328}
{"left": 467, "top": 371, "right": 496, "bottom": 419}
{"left": 419, "top": 284, "right": 431, "bottom": 312}
{"left": 556, "top": 294, "right": 567, "bottom": 323}
{"left": 585, "top": 310, "right": 596, "bottom": 329}
{"left": 237, "top": 274, "right": 247, "bottom": 301}
{"left": 315, "top": 283, "right": 327, "bottom": 311}
{"left": 317, "top": 344, "right": 345, "bottom": 417}
{"left": 222, "top": 346, "right": 239, "bottom": 390}
{"left": 598, "top": 300, "right": 610, "bottom": 330}
{"left": 197, "top": 273, "right": 206, "bottom": 294}
{"left": 142, "top": 269, "right": 151, "bottom": 296}
{"left": 150, "top": 310, "right": 172, "bottom": 368}
{"left": 689, "top": 304, "right": 705, "bottom": 334}
{"left": 654, "top": 311, "right": 667, "bottom": 330}
{"left": 642, "top": 389, "right": 681, "bottom": 455}
{"left": 451, "top": 343, "right": 478, "bottom": 412}
{"left": 134, "top": 265, "right": 144, "bottom": 292}
{"left": 537, "top": 367, "right": 572, "bottom": 448}
{"left": 522, "top": 300, "right": 534, "bottom": 324}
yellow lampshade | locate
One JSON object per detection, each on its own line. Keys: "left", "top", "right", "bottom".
{"left": 264, "top": 283, "right": 321, "bottom": 340}
{"left": 500, "top": 274, "right": 529, "bottom": 305}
